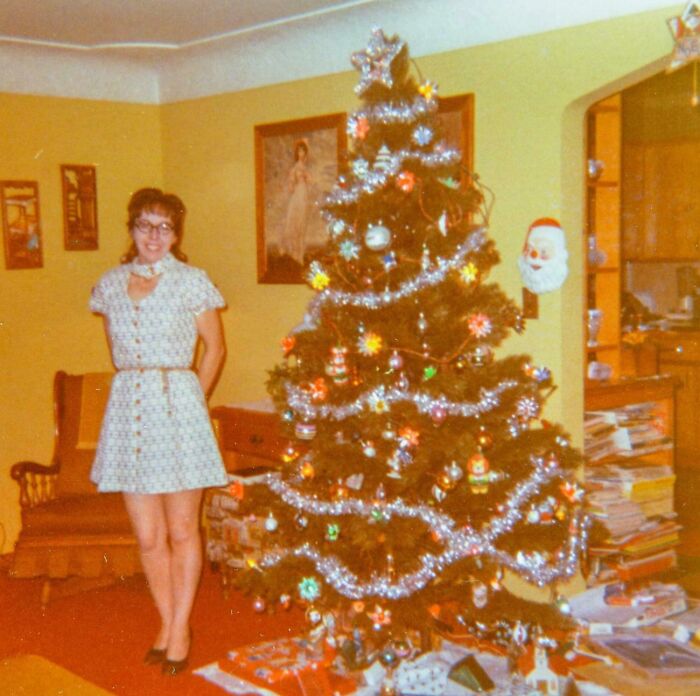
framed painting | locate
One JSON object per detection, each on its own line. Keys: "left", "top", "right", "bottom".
{"left": 1, "top": 180, "right": 43, "bottom": 270}
{"left": 437, "top": 93, "right": 475, "bottom": 175}
{"left": 61, "top": 164, "right": 98, "bottom": 250}
{"left": 255, "top": 112, "right": 347, "bottom": 284}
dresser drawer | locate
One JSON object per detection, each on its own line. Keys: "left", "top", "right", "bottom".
{"left": 211, "top": 407, "right": 288, "bottom": 471}
{"left": 657, "top": 333, "right": 700, "bottom": 364}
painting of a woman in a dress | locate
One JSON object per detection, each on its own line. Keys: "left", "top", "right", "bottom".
{"left": 279, "top": 139, "right": 311, "bottom": 265}
{"left": 255, "top": 113, "right": 346, "bottom": 284}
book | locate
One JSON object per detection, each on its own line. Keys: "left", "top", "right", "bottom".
{"left": 615, "top": 548, "right": 677, "bottom": 582}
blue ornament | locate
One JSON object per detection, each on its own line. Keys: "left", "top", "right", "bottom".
{"left": 412, "top": 125, "right": 433, "bottom": 146}
{"left": 339, "top": 239, "right": 360, "bottom": 261}
{"left": 298, "top": 576, "right": 321, "bottom": 601}
{"left": 382, "top": 251, "right": 397, "bottom": 270}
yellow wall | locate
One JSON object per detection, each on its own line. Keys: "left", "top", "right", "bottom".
{"left": 0, "top": 95, "right": 163, "bottom": 550}
{"left": 0, "top": 6, "right": 676, "bottom": 554}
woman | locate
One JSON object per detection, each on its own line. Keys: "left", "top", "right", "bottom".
{"left": 89, "top": 188, "right": 228, "bottom": 675}
{"left": 280, "top": 139, "right": 311, "bottom": 265}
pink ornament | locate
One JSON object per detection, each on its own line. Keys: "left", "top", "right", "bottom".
{"left": 430, "top": 404, "right": 447, "bottom": 424}
{"left": 389, "top": 350, "right": 404, "bottom": 370}
{"left": 468, "top": 313, "right": 492, "bottom": 338}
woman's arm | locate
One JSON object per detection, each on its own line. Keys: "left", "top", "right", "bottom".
{"left": 195, "top": 309, "right": 226, "bottom": 398}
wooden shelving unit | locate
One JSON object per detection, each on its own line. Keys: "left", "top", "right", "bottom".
{"left": 585, "top": 94, "right": 622, "bottom": 379}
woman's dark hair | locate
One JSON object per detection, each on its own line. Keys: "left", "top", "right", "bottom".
{"left": 121, "top": 187, "right": 188, "bottom": 263}
{"left": 293, "top": 140, "right": 308, "bottom": 161}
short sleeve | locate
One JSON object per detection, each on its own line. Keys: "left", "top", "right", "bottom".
{"left": 89, "top": 277, "right": 108, "bottom": 314}
{"left": 188, "top": 269, "right": 226, "bottom": 316}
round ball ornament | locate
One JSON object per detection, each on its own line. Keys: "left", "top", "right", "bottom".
{"left": 299, "top": 459, "right": 315, "bottom": 480}
{"left": 438, "top": 472, "right": 458, "bottom": 491}
{"left": 454, "top": 354, "right": 468, "bottom": 372}
{"left": 432, "top": 483, "right": 447, "bottom": 502}
{"left": 468, "top": 344, "right": 493, "bottom": 368}
{"left": 389, "top": 351, "right": 404, "bottom": 370}
{"left": 264, "top": 512, "right": 279, "bottom": 532}
{"left": 472, "top": 582, "right": 488, "bottom": 609}
{"left": 446, "top": 460, "right": 464, "bottom": 482}
{"left": 253, "top": 596, "right": 266, "bottom": 613}
{"left": 393, "top": 639, "right": 412, "bottom": 659}
{"left": 365, "top": 223, "right": 392, "bottom": 251}
{"left": 379, "top": 647, "right": 399, "bottom": 669}
{"left": 306, "top": 607, "right": 323, "bottom": 624}
{"left": 279, "top": 593, "right": 292, "bottom": 610}
{"left": 430, "top": 404, "right": 447, "bottom": 425}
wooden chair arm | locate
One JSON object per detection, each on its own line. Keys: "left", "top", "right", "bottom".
{"left": 10, "top": 460, "right": 60, "bottom": 509}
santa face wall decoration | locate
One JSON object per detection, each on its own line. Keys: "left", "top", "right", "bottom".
{"left": 517, "top": 218, "right": 569, "bottom": 294}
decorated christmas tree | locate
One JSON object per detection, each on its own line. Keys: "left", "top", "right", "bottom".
{"left": 235, "top": 28, "right": 590, "bottom": 663}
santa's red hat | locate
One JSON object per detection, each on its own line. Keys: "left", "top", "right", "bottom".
{"left": 524, "top": 218, "right": 563, "bottom": 251}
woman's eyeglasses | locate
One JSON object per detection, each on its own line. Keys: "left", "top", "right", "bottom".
{"left": 133, "top": 219, "right": 175, "bottom": 237}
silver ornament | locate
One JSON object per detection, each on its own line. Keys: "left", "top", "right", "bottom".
{"left": 365, "top": 223, "right": 392, "bottom": 251}
{"left": 264, "top": 512, "right": 279, "bottom": 532}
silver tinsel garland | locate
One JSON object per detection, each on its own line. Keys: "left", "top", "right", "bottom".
{"left": 257, "top": 454, "right": 591, "bottom": 598}
{"left": 323, "top": 145, "right": 461, "bottom": 207}
{"left": 347, "top": 95, "right": 437, "bottom": 130}
{"left": 286, "top": 379, "right": 520, "bottom": 422}
{"left": 291, "top": 228, "right": 487, "bottom": 336}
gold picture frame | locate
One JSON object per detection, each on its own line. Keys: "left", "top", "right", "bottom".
{"left": 61, "top": 164, "right": 98, "bottom": 250}
{"left": 1, "top": 180, "right": 43, "bottom": 270}
{"left": 255, "top": 112, "right": 347, "bottom": 284}
{"left": 438, "top": 92, "right": 475, "bottom": 174}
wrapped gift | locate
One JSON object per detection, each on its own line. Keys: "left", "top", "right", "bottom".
{"left": 395, "top": 653, "right": 448, "bottom": 695}
{"left": 219, "top": 636, "right": 356, "bottom": 695}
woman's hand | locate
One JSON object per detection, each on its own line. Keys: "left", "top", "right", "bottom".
{"left": 195, "top": 309, "right": 225, "bottom": 398}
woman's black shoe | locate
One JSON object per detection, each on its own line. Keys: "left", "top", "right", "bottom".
{"left": 162, "top": 657, "right": 189, "bottom": 676}
{"left": 143, "top": 648, "right": 166, "bottom": 665}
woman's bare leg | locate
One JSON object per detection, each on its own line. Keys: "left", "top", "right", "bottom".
{"left": 122, "top": 493, "right": 172, "bottom": 651}
{"left": 163, "top": 488, "right": 203, "bottom": 660}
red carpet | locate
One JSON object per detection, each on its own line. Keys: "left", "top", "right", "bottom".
{"left": 0, "top": 559, "right": 304, "bottom": 695}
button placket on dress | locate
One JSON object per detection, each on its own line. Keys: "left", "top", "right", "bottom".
{"left": 133, "top": 303, "right": 142, "bottom": 457}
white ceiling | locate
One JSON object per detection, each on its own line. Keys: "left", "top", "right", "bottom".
{"left": 0, "top": 0, "right": 679, "bottom": 103}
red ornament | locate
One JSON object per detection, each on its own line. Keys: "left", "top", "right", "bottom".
{"left": 396, "top": 170, "right": 416, "bottom": 192}
{"left": 281, "top": 335, "right": 296, "bottom": 355}
{"left": 228, "top": 480, "right": 244, "bottom": 501}
{"left": 308, "top": 377, "right": 328, "bottom": 402}
{"left": 354, "top": 116, "right": 370, "bottom": 140}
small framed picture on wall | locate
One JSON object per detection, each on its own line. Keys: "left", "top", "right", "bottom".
{"left": 437, "top": 93, "right": 475, "bottom": 174}
{"left": 1, "top": 180, "right": 43, "bottom": 270}
{"left": 61, "top": 164, "right": 98, "bottom": 250}
{"left": 254, "top": 112, "right": 347, "bottom": 284}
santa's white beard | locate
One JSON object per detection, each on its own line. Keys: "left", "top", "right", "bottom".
{"left": 518, "top": 255, "right": 568, "bottom": 294}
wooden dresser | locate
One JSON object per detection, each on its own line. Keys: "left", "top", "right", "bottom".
{"left": 210, "top": 404, "right": 288, "bottom": 472}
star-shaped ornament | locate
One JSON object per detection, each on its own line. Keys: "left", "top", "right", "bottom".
{"left": 351, "top": 28, "right": 405, "bottom": 96}
{"left": 667, "top": 1, "right": 700, "bottom": 71}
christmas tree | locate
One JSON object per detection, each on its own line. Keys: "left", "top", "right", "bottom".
{"left": 235, "top": 28, "right": 590, "bottom": 660}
